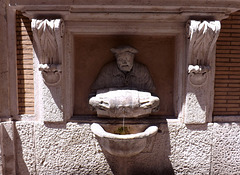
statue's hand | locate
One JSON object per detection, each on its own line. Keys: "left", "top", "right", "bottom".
{"left": 89, "top": 96, "right": 110, "bottom": 111}
{"left": 139, "top": 96, "right": 159, "bottom": 111}
{"left": 97, "top": 101, "right": 110, "bottom": 111}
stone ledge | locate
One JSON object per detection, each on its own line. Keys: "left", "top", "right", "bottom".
{"left": 70, "top": 115, "right": 176, "bottom": 124}
{"left": 213, "top": 116, "right": 240, "bottom": 123}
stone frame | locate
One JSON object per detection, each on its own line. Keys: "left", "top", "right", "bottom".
{"left": 8, "top": 2, "right": 240, "bottom": 123}
{"left": 63, "top": 20, "right": 185, "bottom": 122}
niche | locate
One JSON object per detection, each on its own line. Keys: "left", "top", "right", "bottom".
{"left": 73, "top": 35, "right": 175, "bottom": 117}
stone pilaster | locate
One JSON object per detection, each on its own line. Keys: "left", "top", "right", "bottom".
{"left": 32, "top": 19, "right": 65, "bottom": 122}
{"left": 0, "top": 123, "right": 3, "bottom": 175}
{"left": 0, "top": 122, "right": 16, "bottom": 175}
{"left": 0, "top": 0, "right": 10, "bottom": 118}
{"left": 185, "top": 20, "right": 221, "bottom": 124}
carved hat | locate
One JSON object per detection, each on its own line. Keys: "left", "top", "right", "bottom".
{"left": 110, "top": 45, "right": 138, "bottom": 55}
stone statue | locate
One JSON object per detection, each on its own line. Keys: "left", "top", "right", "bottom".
{"left": 91, "top": 46, "right": 156, "bottom": 94}
{"left": 89, "top": 45, "right": 159, "bottom": 118}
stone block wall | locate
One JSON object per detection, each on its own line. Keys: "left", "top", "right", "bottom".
{"left": 214, "top": 11, "right": 240, "bottom": 115}
{"left": 6, "top": 121, "right": 240, "bottom": 174}
{"left": 16, "top": 12, "right": 34, "bottom": 115}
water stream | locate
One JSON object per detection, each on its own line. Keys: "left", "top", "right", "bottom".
{"left": 122, "top": 117, "right": 125, "bottom": 133}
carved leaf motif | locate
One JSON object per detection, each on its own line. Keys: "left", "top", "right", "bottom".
{"left": 32, "top": 19, "right": 64, "bottom": 86}
{"left": 32, "top": 19, "right": 64, "bottom": 65}
{"left": 188, "top": 20, "right": 221, "bottom": 65}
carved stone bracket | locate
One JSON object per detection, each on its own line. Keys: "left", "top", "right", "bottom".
{"left": 32, "top": 19, "right": 64, "bottom": 86}
{"left": 185, "top": 20, "right": 221, "bottom": 124}
{"left": 187, "top": 20, "right": 220, "bottom": 87}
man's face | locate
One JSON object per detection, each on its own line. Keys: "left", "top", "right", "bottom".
{"left": 116, "top": 52, "right": 134, "bottom": 72}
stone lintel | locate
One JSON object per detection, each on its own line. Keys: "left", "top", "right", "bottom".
{"left": 8, "top": 0, "right": 240, "bottom": 11}
{"left": 8, "top": 2, "right": 240, "bottom": 22}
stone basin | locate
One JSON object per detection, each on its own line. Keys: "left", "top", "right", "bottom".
{"left": 91, "top": 123, "right": 158, "bottom": 157}
{"left": 89, "top": 89, "right": 160, "bottom": 118}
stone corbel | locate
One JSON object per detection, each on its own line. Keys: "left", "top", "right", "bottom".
{"left": 187, "top": 20, "right": 220, "bottom": 86}
{"left": 32, "top": 19, "right": 64, "bottom": 86}
{"left": 185, "top": 20, "right": 220, "bottom": 124}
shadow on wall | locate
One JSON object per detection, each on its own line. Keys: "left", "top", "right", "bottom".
{"left": 14, "top": 123, "right": 31, "bottom": 175}
{"left": 97, "top": 122, "right": 174, "bottom": 175}
{"left": 1, "top": 123, "right": 30, "bottom": 175}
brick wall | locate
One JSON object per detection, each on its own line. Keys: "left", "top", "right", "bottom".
{"left": 16, "top": 12, "right": 34, "bottom": 115}
{"left": 214, "top": 11, "right": 240, "bottom": 115}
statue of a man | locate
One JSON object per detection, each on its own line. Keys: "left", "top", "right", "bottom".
{"left": 89, "top": 45, "right": 159, "bottom": 118}
{"left": 91, "top": 45, "right": 156, "bottom": 94}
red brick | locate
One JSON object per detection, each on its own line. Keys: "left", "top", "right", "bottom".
{"left": 228, "top": 91, "right": 240, "bottom": 96}
{"left": 231, "top": 50, "right": 240, "bottom": 54}
{"left": 227, "top": 108, "right": 240, "bottom": 112}
{"left": 214, "top": 100, "right": 227, "bottom": 104}
{"left": 17, "top": 12, "right": 34, "bottom": 114}
{"left": 213, "top": 107, "right": 226, "bottom": 112}
{"left": 217, "top": 37, "right": 240, "bottom": 41}
{"left": 230, "top": 59, "right": 240, "bottom": 63}
{"left": 222, "top": 20, "right": 240, "bottom": 24}
{"left": 216, "top": 58, "right": 230, "bottom": 62}
{"left": 216, "top": 62, "right": 240, "bottom": 67}
{"left": 216, "top": 50, "right": 231, "bottom": 54}
{"left": 216, "top": 67, "right": 229, "bottom": 71}
{"left": 213, "top": 111, "right": 239, "bottom": 115}
{"left": 214, "top": 83, "right": 228, "bottom": 88}
{"left": 214, "top": 104, "right": 239, "bottom": 108}
{"left": 216, "top": 41, "right": 231, "bottom": 45}
{"left": 220, "top": 29, "right": 240, "bottom": 33}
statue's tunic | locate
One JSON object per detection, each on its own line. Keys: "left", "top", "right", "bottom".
{"left": 91, "top": 61, "right": 156, "bottom": 94}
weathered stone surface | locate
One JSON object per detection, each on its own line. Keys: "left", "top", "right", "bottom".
{"left": 99, "top": 122, "right": 214, "bottom": 175}
{"left": 0, "top": 122, "right": 16, "bottom": 175}
{"left": 168, "top": 122, "right": 213, "bottom": 174}
{"left": 89, "top": 45, "right": 159, "bottom": 119}
{"left": 5, "top": 121, "right": 240, "bottom": 174}
{"left": 8, "top": 0, "right": 240, "bottom": 11}
{"left": 91, "top": 123, "right": 158, "bottom": 157}
{"left": 33, "top": 54, "right": 63, "bottom": 122}
{"left": 32, "top": 19, "right": 64, "bottom": 122}
{"left": 15, "top": 122, "right": 36, "bottom": 174}
{"left": 34, "top": 122, "right": 113, "bottom": 174}
{"left": 212, "top": 123, "right": 240, "bottom": 174}
{"left": 42, "top": 84, "right": 63, "bottom": 122}
{"left": 0, "top": 123, "right": 3, "bottom": 174}
{"left": 123, "top": 123, "right": 174, "bottom": 175}
{"left": 0, "top": 0, "right": 10, "bottom": 117}
{"left": 91, "top": 46, "right": 156, "bottom": 94}
{"left": 32, "top": 19, "right": 63, "bottom": 86}
{"left": 90, "top": 90, "right": 159, "bottom": 118}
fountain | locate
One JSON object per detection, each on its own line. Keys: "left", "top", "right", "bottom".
{"left": 89, "top": 45, "right": 160, "bottom": 157}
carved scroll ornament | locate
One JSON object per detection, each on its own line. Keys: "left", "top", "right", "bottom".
{"left": 187, "top": 20, "right": 220, "bottom": 86}
{"left": 188, "top": 65, "right": 210, "bottom": 86}
{"left": 32, "top": 19, "right": 64, "bottom": 86}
